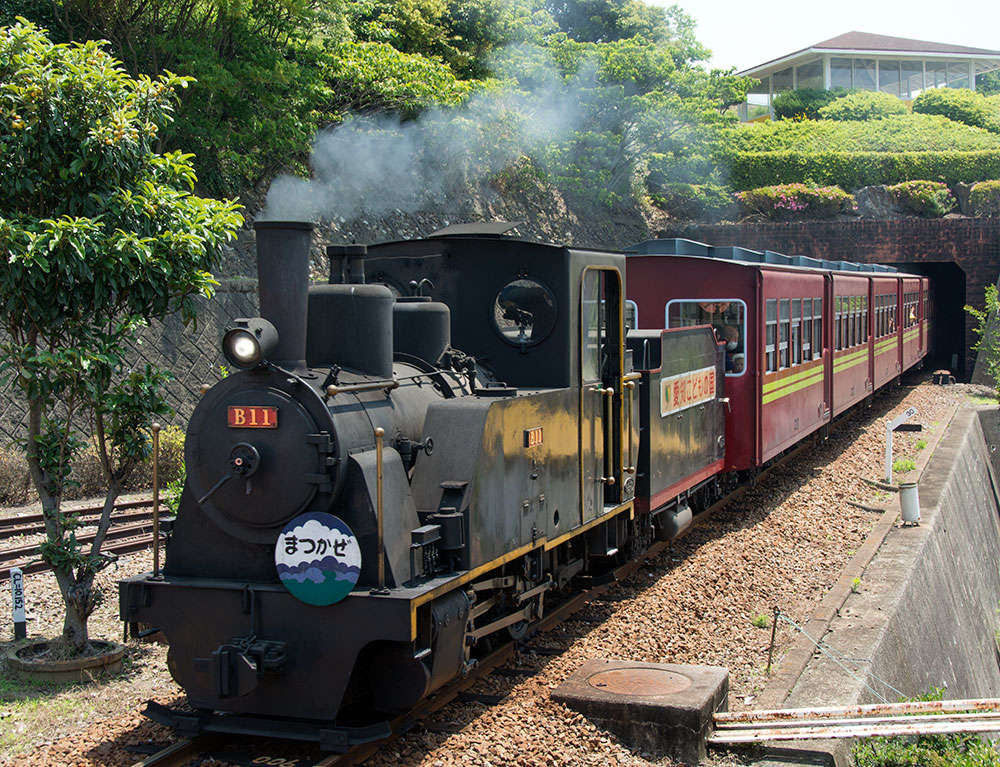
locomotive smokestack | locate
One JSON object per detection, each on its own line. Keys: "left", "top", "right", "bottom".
{"left": 253, "top": 220, "right": 313, "bottom": 369}
{"left": 327, "top": 244, "right": 368, "bottom": 284}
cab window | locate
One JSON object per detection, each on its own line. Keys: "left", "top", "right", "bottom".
{"left": 666, "top": 299, "right": 747, "bottom": 377}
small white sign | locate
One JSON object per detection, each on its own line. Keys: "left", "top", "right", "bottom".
{"left": 889, "top": 406, "right": 918, "bottom": 431}
{"left": 11, "top": 567, "right": 25, "bottom": 623}
{"left": 660, "top": 366, "right": 717, "bottom": 418}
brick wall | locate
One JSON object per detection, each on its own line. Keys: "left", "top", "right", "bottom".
{"left": 656, "top": 218, "right": 1000, "bottom": 380}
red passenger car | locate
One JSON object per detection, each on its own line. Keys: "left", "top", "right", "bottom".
{"left": 625, "top": 239, "right": 928, "bottom": 477}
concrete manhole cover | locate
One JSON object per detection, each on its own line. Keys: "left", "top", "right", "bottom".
{"left": 586, "top": 667, "right": 692, "bottom": 696}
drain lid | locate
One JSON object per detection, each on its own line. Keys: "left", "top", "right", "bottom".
{"left": 586, "top": 667, "right": 692, "bottom": 696}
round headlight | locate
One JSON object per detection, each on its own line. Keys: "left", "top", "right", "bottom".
{"left": 222, "top": 318, "right": 278, "bottom": 369}
{"left": 223, "top": 329, "right": 261, "bottom": 368}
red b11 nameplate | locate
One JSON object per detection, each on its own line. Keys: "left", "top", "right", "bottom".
{"left": 228, "top": 406, "right": 278, "bottom": 428}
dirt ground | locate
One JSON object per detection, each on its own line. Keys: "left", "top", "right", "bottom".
{"left": 0, "top": 377, "right": 991, "bottom": 767}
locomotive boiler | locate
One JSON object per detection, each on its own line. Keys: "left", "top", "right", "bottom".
{"left": 119, "top": 221, "right": 727, "bottom": 749}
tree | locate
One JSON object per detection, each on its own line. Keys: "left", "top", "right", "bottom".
{"left": 0, "top": 20, "right": 242, "bottom": 653}
{"left": 966, "top": 284, "right": 1000, "bottom": 401}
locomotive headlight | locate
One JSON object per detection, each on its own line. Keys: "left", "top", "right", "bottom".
{"left": 222, "top": 318, "right": 279, "bottom": 369}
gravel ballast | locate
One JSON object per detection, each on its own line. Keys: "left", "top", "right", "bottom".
{"left": 0, "top": 378, "right": 986, "bottom": 767}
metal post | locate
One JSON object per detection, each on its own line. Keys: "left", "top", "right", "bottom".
{"left": 767, "top": 606, "right": 778, "bottom": 673}
{"left": 11, "top": 567, "right": 26, "bottom": 640}
{"left": 152, "top": 422, "right": 162, "bottom": 579}
{"left": 372, "top": 427, "right": 388, "bottom": 595}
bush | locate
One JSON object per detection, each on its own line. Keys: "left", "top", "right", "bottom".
{"left": 970, "top": 179, "right": 1000, "bottom": 216}
{"left": 818, "top": 90, "right": 908, "bottom": 121}
{"left": 728, "top": 149, "right": 1000, "bottom": 190}
{"left": 913, "top": 87, "right": 1000, "bottom": 132}
{"left": 724, "top": 114, "right": 1000, "bottom": 154}
{"left": 649, "top": 183, "right": 737, "bottom": 221}
{"left": 735, "top": 183, "right": 855, "bottom": 220}
{"left": 888, "top": 180, "right": 956, "bottom": 217}
{"left": 772, "top": 88, "right": 850, "bottom": 120}
{"left": 0, "top": 448, "right": 30, "bottom": 506}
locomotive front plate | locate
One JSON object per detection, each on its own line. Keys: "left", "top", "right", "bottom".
{"left": 275, "top": 512, "right": 361, "bottom": 605}
{"left": 227, "top": 405, "right": 278, "bottom": 428}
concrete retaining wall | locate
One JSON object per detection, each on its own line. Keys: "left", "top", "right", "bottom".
{"left": 770, "top": 406, "right": 1000, "bottom": 765}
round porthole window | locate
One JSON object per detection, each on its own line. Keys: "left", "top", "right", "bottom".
{"left": 493, "top": 278, "right": 557, "bottom": 347}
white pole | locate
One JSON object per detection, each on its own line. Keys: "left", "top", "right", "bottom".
{"left": 885, "top": 421, "right": 893, "bottom": 483}
{"left": 11, "top": 567, "right": 26, "bottom": 640}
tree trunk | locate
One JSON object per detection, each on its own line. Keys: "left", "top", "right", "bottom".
{"left": 62, "top": 586, "right": 91, "bottom": 650}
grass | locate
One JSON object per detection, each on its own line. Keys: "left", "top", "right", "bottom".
{"left": 968, "top": 394, "right": 999, "bottom": 406}
{"left": 893, "top": 457, "right": 917, "bottom": 473}
{"left": 854, "top": 689, "right": 1000, "bottom": 766}
{"left": 751, "top": 614, "right": 770, "bottom": 629}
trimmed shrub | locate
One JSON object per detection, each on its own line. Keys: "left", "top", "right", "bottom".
{"left": 970, "top": 180, "right": 1000, "bottom": 216}
{"left": 735, "top": 184, "right": 855, "bottom": 220}
{"left": 818, "top": 91, "right": 908, "bottom": 121}
{"left": 728, "top": 150, "right": 1000, "bottom": 190}
{"left": 724, "top": 114, "right": 1000, "bottom": 154}
{"left": 649, "top": 183, "right": 737, "bottom": 221}
{"left": 772, "top": 88, "right": 850, "bottom": 121}
{"left": 913, "top": 88, "right": 1000, "bottom": 132}
{"left": 888, "top": 180, "right": 956, "bottom": 217}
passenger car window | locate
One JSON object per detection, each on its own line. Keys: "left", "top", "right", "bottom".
{"left": 666, "top": 299, "right": 747, "bottom": 377}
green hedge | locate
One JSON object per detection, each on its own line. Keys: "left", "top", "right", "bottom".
{"left": 728, "top": 150, "right": 1000, "bottom": 190}
{"left": 735, "top": 183, "right": 854, "bottom": 220}
{"left": 725, "top": 114, "right": 1000, "bottom": 153}
{"left": 912, "top": 87, "right": 1000, "bottom": 132}
{"left": 818, "top": 90, "right": 907, "bottom": 121}
{"left": 970, "top": 180, "right": 1000, "bottom": 216}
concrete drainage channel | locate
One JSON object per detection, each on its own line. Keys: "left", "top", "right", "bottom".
{"left": 550, "top": 405, "right": 1000, "bottom": 766}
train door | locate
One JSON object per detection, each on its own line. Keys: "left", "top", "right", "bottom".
{"left": 580, "top": 267, "right": 623, "bottom": 525}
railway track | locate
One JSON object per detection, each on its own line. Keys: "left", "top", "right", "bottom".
{"left": 0, "top": 496, "right": 161, "bottom": 581}
{"left": 129, "top": 433, "right": 819, "bottom": 767}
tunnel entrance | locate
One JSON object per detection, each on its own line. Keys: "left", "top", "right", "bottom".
{"left": 889, "top": 262, "right": 967, "bottom": 378}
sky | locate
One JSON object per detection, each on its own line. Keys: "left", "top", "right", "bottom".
{"left": 654, "top": 0, "right": 1000, "bottom": 71}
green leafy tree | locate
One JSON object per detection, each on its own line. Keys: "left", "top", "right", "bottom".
{"left": 966, "top": 284, "right": 1000, "bottom": 401}
{"left": 0, "top": 21, "right": 242, "bottom": 652}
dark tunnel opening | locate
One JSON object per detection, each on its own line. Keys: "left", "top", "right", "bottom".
{"left": 888, "top": 262, "right": 967, "bottom": 378}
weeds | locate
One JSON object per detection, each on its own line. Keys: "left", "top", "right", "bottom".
{"left": 893, "top": 457, "right": 917, "bottom": 473}
{"left": 851, "top": 577, "right": 862, "bottom": 593}
{"left": 915, "top": 439, "right": 927, "bottom": 450}
{"left": 751, "top": 614, "right": 770, "bottom": 629}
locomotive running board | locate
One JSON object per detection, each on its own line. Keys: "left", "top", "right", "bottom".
{"left": 142, "top": 701, "right": 392, "bottom": 752}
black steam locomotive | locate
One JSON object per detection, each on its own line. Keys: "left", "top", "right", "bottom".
{"left": 119, "top": 221, "right": 725, "bottom": 749}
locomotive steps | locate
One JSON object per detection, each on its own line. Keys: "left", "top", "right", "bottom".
{"left": 552, "top": 401, "right": 1000, "bottom": 767}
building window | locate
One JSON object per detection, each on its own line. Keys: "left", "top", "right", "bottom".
{"left": 773, "top": 67, "right": 794, "bottom": 93}
{"left": 854, "top": 59, "right": 876, "bottom": 90}
{"left": 879, "top": 61, "right": 901, "bottom": 97}
{"left": 926, "top": 62, "right": 947, "bottom": 89}
{"left": 948, "top": 62, "right": 969, "bottom": 88}
{"left": 831, "top": 58, "right": 853, "bottom": 89}
{"left": 797, "top": 60, "right": 823, "bottom": 90}
{"left": 901, "top": 62, "right": 923, "bottom": 98}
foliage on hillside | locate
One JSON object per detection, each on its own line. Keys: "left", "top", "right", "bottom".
{"left": 771, "top": 88, "right": 849, "bottom": 120}
{"left": 1, "top": 0, "right": 750, "bottom": 208}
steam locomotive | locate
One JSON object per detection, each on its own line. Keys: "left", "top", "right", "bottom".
{"left": 119, "top": 220, "right": 926, "bottom": 749}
